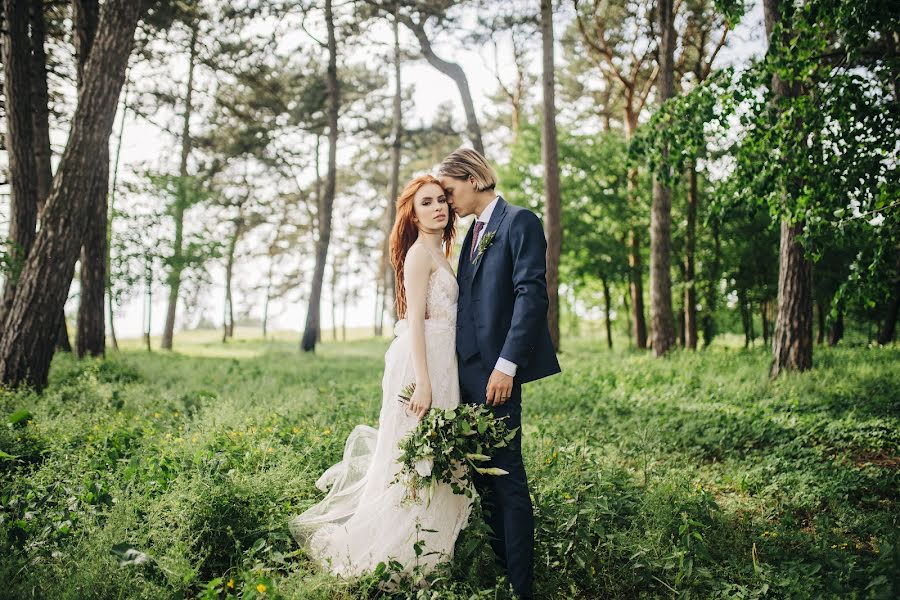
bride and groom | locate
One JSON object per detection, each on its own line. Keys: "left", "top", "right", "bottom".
{"left": 289, "top": 148, "right": 561, "bottom": 599}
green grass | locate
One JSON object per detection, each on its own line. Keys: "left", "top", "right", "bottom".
{"left": 1, "top": 332, "right": 897, "bottom": 599}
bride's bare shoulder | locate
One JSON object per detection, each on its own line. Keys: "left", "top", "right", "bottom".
{"left": 403, "top": 243, "right": 435, "bottom": 283}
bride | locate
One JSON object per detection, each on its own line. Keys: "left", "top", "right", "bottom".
{"left": 289, "top": 175, "right": 473, "bottom": 584}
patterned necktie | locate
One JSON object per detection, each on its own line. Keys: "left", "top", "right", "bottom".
{"left": 469, "top": 220, "right": 485, "bottom": 261}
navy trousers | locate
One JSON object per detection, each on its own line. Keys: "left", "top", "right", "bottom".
{"left": 458, "top": 353, "right": 534, "bottom": 599}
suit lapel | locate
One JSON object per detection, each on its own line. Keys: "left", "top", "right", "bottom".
{"left": 469, "top": 196, "right": 509, "bottom": 287}
{"left": 457, "top": 218, "right": 476, "bottom": 279}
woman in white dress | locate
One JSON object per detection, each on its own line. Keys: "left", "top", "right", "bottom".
{"left": 289, "top": 175, "right": 473, "bottom": 584}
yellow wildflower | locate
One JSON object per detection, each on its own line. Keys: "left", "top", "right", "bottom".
{"left": 226, "top": 578, "right": 234, "bottom": 589}
{"left": 256, "top": 582, "right": 267, "bottom": 593}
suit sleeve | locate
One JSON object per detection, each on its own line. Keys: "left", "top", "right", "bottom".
{"left": 499, "top": 209, "right": 550, "bottom": 367}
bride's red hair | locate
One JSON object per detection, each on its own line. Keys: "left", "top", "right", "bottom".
{"left": 389, "top": 175, "right": 457, "bottom": 320}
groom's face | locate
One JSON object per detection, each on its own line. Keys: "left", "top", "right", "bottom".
{"left": 439, "top": 175, "right": 475, "bottom": 218}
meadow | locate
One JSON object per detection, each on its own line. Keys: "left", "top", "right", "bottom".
{"left": 1, "top": 330, "right": 897, "bottom": 599}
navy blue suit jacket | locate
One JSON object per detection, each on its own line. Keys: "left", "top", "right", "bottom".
{"left": 456, "top": 196, "right": 561, "bottom": 385}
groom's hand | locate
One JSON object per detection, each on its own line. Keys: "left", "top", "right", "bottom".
{"left": 486, "top": 370, "right": 513, "bottom": 406}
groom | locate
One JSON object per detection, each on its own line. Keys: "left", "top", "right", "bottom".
{"left": 439, "top": 148, "right": 561, "bottom": 599}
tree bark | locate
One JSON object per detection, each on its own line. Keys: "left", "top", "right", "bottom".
{"left": 161, "top": 21, "right": 198, "bottom": 350}
{"left": 540, "top": 0, "right": 561, "bottom": 352}
{"left": 770, "top": 221, "right": 813, "bottom": 374}
{"left": 301, "top": 0, "right": 338, "bottom": 353}
{"left": 29, "top": 0, "right": 71, "bottom": 352}
{"left": 684, "top": 164, "right": 698, "bottom": 349}
{"left": 602, "top": 276, "right": 613, "bottom": 349}
{"left": 383, "top": 6, "right": 401, "bottom": 333}
{"left": 828, "top": 305, "right": 844, "bottom": 346}
{"left": 649, "top": 0, "right": 677, "bottom": 357}
{"left": 398, "top": 13, "right": 483, "bottom": 154}
{"left": 0, "top": 0, "right": 39, "bottom": 327}
{"left": 0, "top": 0, "right": 141, "bottom": 390}
{"left": 765, "top": 0, "right": 813, "bottom": 377}
{"left": 816, "top": 296, "right": 826, "bottom": 345}
{"left": 107, "top": 70, "right": 130, "bottom": 352}
{"left": 702, "top": 218, "right": 721, "bottom": 347}
{"left": 74, "top": 0, "right": 107, "bottom": 359}
{"left": 222, "top": 219, "right": 240, "bottom": 343}
{"left": 876, "top": 246, "right": 899, "bottom": 345}
{"left": 761, "top": 300, "right": 770, "bottom": 346}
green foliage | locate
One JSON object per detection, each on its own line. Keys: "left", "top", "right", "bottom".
{"left": 394, "top": 403, "right": 517, "bottom": 503}
{"left": 0, "top": 337, "right": 896, "bottom": 598}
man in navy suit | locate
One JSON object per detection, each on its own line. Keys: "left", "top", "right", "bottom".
{"left": 439, "top": 148, "right": 561, "bottom": 599}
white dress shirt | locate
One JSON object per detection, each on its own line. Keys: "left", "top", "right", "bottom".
{"left": 474, "top": 195, "right": 518, "bottom": 379}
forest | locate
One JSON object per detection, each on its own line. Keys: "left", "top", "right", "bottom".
{"left": 0, "top": 1, "right": 897, "bottom": 598}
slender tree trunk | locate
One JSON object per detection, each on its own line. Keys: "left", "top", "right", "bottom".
{"left": 384, "top": 5, "right": 401, "bottom": 332}
{"left": 0, "top": 0, "right": 141, "bottom": 390}
{"left": 74, "top": 0, "right": 107, "bottom": 359}
{"left": 540, "top": 0, "right": 561, "bottom": 352}
{"left": 738, "top": 287, "right": 751, "bottom": 348}
{"left": 330, "top": 258, "right": 339, "bottom": 341}
{"left": 761, "top": 301, "right": 770, "bottom": 346}
{"left": 302, "top": 0, "right": 338, "bottom": 353}
{"left": 143, "top": 257, "right": 152, "bottom": 352}
{"left": 765, "top": 0, "right": 813, "bottom": 377}
{"left": 876, "top": 246, "right": 899, "bottom": 345}
{"left": 684, "top": 164, "right": 698, "bottom": 349}
{"left": 398, "top": 14, "right": 483, "bottom": 154}
{"left": 161, "top": 21, "right": 199, "bottom": 351}
{"left": 650, "top": 0, "right": 677, "bottom": 357}
{"left": 623, "top": 288, "right": 632, "bottom": 346}
{"left": 30, "top": 0, "right": 52, "bottom": 215}
{"left": 106, "top": 71, "right": 130, "bottom": 352}
{"left": 702, "top": 219, "right": 721, "bottom": 347}
{"left": 625, "top": 154, "right": 647, "bottom": 349}
{"left": 828, "top": 305, "right": 844, "bottom": 346}
{"left": 602, "top": 276, "right": 613, "bottom": 349}
{"left": 0, "top": 0, "right": 39, "bottom": 327}
{"left": 222, "top": 221, "right": 239, "bottom": 343}
{"left": 374, "top": 276, "right": 383, "bottom": 336}
{"left": 816, "top": 297, "right": 826, "bottom": 345}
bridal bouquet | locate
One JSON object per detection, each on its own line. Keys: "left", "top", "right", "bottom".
{"left": 394, "top": 385, "right": 518, "bottom": 505}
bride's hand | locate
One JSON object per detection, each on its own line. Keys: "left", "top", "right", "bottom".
{"left": 409, "top": 383, "right": 432, "bottom": 420}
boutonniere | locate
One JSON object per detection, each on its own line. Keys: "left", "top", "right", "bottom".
{"left": 472, "top": 231, "right": 497, "bottom": 265}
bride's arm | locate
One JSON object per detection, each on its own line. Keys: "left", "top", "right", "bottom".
{"left": 404, "top": 244, "right": 433, "bottom": 419}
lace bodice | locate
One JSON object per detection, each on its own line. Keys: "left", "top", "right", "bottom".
{"left": 394, "top": 250, "right": 459, "bottom": 336}
{"left": 424, "top": 268, "right": 458, "bottom": 324}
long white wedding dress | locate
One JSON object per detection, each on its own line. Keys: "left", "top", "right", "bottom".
{"left": 289, "top": 265, "right": 473, "bottom": 583}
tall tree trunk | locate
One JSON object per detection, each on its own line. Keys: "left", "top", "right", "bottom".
{"left": 106, "top": 70, "right": 130, "bottom": 352}
{"left": 330, "top": 257, "right": 339, "bottom": 341}
{"left": 828, "top": 305, "right": 844, "bottom": 346}
{"left": 374, "top": 276, "right": 383, "bottom": 336}
{"left": 876, "top": 246, "right": 899, "bottom": 345}
{"left": 737, "top": 287, "right": 749, "bottom": 348}
{"left": 30, "top": 0, "right": 52, "bottom": 214}
{"left": 143, "top": 257, "right": 152, "bottom": 352}
{"left": 0, "top": 0, "right": 39, "bottom": 327}
{"left": 761, "top": 301, "right": 770, "bottom": 346}
{"left": 765, "top": 0, "right": 813, "bottom": 377}
{"left": 74, "top": 0, "right": 107, "bottom": 359}
{"left": 650, "top": 0, "right": 677, "bottom": 357}
{"left": 684, "top": 164, "right": 698, "bottom": 349}
{"left": 816, "top": 296, "right": 826, "bottom": 345}
{"left": 540, "top": 0, "right": 561, "bottom": 351}
{"left": 380, "top": 6, "right": 401, "bottom": 337}
{"left": 28, "top": 0, "right": 71, "bottom": 352}
{"left": 398, "top": 14, "right": 483, "bottom": 154}
{"left": 161, "top": 21, "right": 198, "bottom": 351}
{"left": 222, "top": 220, "right": 239, "bottom": 343}
{"left": 602, "top": 276, "right": 613, "bottom": 349}
{"left": 625, "top": 140, "right": 648, "bottom": 349}
{"left": 0, "top": 0, "right": 141, "bottom": 390}
{"left": 301, "top": 0, "right": 338, "bottom": 353}
{"left": 702, "top": 219, "right": 721, "bottom": 347}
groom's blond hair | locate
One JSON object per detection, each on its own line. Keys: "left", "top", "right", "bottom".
{"left": 437, "top": 148, "right": 497, "bottom": 192}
